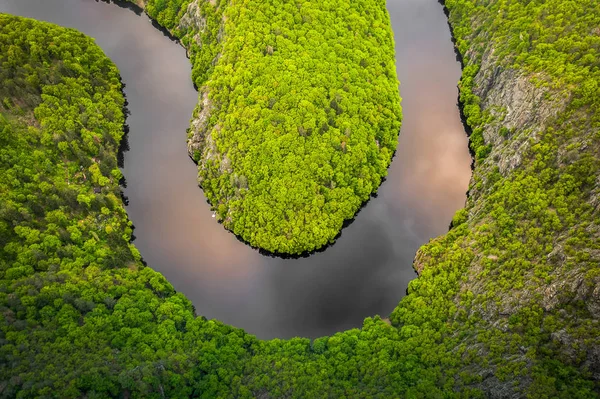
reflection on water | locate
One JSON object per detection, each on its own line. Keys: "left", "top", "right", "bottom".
{"left": 0, "top": 0, "right": 471, "bottom": 339}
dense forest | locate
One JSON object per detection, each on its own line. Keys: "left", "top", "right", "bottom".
{"left": 149, "top": 0, "right": 402, "bottom": 254}
{"left": 1, "top": 0, "right": 599, "bottom": 397}
{"left": 0, "top": 14, "right": 254, "bottom": 397}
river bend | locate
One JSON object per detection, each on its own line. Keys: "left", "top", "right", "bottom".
{"left": 0, "top": 0, "right": 471, "bottom": 339}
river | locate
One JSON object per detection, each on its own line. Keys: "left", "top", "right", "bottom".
{"left": 0, "top": 0, "right": 471, "bottom": 339}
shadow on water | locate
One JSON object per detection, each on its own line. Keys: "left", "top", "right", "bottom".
{"left": 149, "top": 18, "right": 183, "bottom": 43}
{"left": 437, "top": 0, "right": 465, "bottom": 66}
{"left": 97, "top": 0, "right": 184, "bottom": 46}
{"left": 116, "top": 81, "right": 131, "bottom": 169}
{"left": 117, "top": 78, "right": 131, "bottom": 210}
{"left": 96, "top": 0, "right": 143, "bottom": 15}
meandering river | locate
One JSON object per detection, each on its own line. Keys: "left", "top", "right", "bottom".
{"left": 0, "top": 0, "right": 471, "bottom": 339}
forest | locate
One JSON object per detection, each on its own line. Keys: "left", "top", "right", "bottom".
{"left": 150, "top": 0, "right": 402, "bottom": 254}
{"left": 0, "top": 14, "right": 259, "bottom": 397}
{"left": 1, "top": 0, "right": 599, "bottom": 397}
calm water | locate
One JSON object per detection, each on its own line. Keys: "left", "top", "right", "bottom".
{"left": 0, "top": 0, "right": 471, "bottom": 339}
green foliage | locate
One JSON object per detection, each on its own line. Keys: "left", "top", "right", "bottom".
{"left": 147, "top": 0, "right": 402, "bottom": 254}
{"left": 146, "top": 0, "right": 190, "bottom": 30}
{"left": 2, "top": 0, "right": 600, "bottom": 397}
{"left": 0, "top": 14, "right": 255, "bottom": 398}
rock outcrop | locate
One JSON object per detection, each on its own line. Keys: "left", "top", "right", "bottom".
{"left": 471, "top": 49, "right": 566, "bottom": 175}
{"left": 407, "top": 1, "right": 600, "bottom": 396}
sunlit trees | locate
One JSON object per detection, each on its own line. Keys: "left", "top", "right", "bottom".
{"left": 146, "top": 0, "right": 402, "bottom": 254}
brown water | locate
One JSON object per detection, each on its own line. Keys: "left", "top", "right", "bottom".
{"left": 0, "top": 0, "right": 471, "bottom": 339}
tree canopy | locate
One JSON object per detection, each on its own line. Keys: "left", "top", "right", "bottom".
{"left": 149, "top": 0, "right": 402, "bottom": 254}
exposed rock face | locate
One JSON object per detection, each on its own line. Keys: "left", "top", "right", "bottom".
{"left": 463, "top": 48, "right": 600, "bottom": 330}
{"left": 458, "top": 57, "right": 598, "bottom": 392}
{"left": 542, "top": 268, "right": 600, "bottom": 317}
{"left": 174, "top": 1, "right": 230, "bottom": 184}
{"left": 187, "top": 89, "right": 233, "bottom": 185}
{"left": 178, "top": 0, "right": 206, "bottom": 32}
{"left": 410, "top": 3, "right": 600, "bottom": 396}
{"left": 472, "top": 56, "right": 565, "bottom": 175}
{"left": 473, "top": 49, "right": 565, "bottom": 144}
{"left": 187, "top": 89, "right": 213, "bottom": 161}
{"left": 177, "top": 0, "right": 207, "bottom": 49}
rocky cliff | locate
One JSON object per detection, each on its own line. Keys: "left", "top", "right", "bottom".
{"left": 406, "top": 1, "right": 600, "bottom": 396}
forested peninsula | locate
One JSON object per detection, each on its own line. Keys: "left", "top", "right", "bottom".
{"left": 149, "top": 0, "right": 402, "bottom": 254}
{"left": 1, "top": 0, "right": 599, "bottom": 397}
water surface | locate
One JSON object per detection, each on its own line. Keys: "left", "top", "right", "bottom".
{"left": 0, "top": 0, "right": 471, "bottom": 339}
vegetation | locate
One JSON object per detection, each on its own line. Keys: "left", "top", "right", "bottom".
{"left": 0, "top": 14, "right": 255, "bottom": 397}
{"left": 147, "top": 0, "right": 402, "bottom": 254}
{"left": 2, "top": 0, "right": 600, "bottom": 396}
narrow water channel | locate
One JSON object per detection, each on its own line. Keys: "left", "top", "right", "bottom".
{"left": 0, "top": 0, "right": 471, "bottom": 339}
